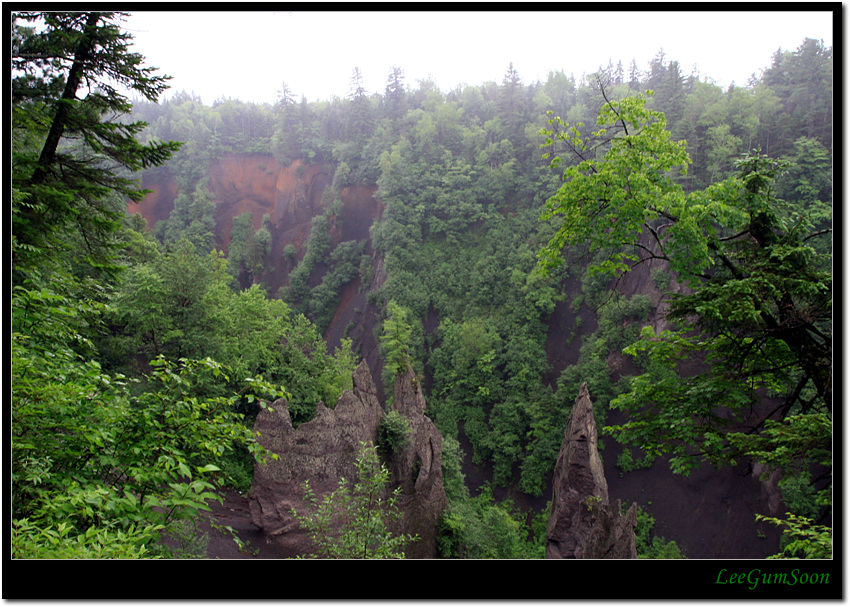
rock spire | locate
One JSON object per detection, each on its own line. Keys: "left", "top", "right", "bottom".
{"left": 545, "top": 382, "right": 638, "bottom": 559}
{"left": 248, "top": 359, "right": 447, "bottom": 558}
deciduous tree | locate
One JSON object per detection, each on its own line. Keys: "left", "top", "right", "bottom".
{"left": 538, "top": 85, "right": 832, "bottom": 489}
{"left": 291, "top": 442, "right": 418, "bottom": 558}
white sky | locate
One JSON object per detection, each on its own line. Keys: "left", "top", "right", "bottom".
{"left": 121, "top": 9, "right": 835, "bottom": 106}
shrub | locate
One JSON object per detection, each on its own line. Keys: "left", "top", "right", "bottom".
{"left": 616, "top": 447, "right": 656, "bottom": 474}
{"left": 378, "top": 410, "right": 412, "bottom": 453}
{"left": 634, "top": 505, "right": 686, "bottom": 559}
{"left": 437, "top": 486, "right": 544, "bottom": 559}
{"left": 291, "top": 442, "right": 418, "bottom": 558}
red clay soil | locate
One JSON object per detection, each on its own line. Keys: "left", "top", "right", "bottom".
{"left": 127, "top": 169, "right": 178, "bottom": 227}
{"left": 198, "top": 489, "right": 296, "bottom": 559}
{"left": 132, "top": 157, "right": 786, "bottom": 561}
{"left": 199, "top": 425, "right": 785, "bottom": 560}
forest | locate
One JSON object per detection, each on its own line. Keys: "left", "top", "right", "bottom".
{"left": 11, "top": 11, "right": 832, "bottom": 562}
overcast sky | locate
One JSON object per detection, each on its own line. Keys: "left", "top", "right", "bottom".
{"left": 121, "top": 9, "right": 834, "bottom": 106}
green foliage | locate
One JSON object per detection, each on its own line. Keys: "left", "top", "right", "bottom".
{"left": 437, "top": 485, "right": 544, "bottom": 559}
{"left": 12, "top": 278, "right": 286, "bottom": 558}
{"left": 380, "top": 300, "right": 415, "bottom": 382}
{"left": 439, "top": 435, "right": 470, "bottom": 502}
{"left": 378, "top": 410, "right": 413, "bottom": 454}
{"left": 12, "top": 518, "right": 156, "bottom": 559}
{"left": 106, "top": 240, "right": 356, "bottom": 427}
{"left": 728, "top": 412, "right": 831, "bottom": 518}
{"left": 634, "top": 505, "right": 686, "bottom": 559}
{"left": 616, "top": 448, "right": 656, "bottom": 475}
{"left": 12, "top": 12, "right": 181, "bottom": 277}
{"left": 226, "top": 212, "right": 273, "bottom": 286}
{"left": 538, "top": 88, "right": 691, "bottom": 278}
{"left": 542, "top": 89, "right": 831, "bottom": 482}
{"left": 777, "top": 473, "right": 821, "bottom": 521}
{"left": 121, "top": 48, "right": 832, "bottom": 508}
{"left": 539, "top": 86, "right": 831, "bottom": 568}
{"left": 521, "top": 292, "right": 653, "bottom": 493}
{"left": 291, "top": 442, "right": 418, "bottom": 558}
{"left": 756, "top": 513, "right": 832, "bottom": 559}
{"left": 159, "top": 178, "right": 218, "bottom": 255}
{"left": 438, "top": 438, "right": 544, "bottom": 559}
{"left": 279, "top": 213, "right": 332, "bottom": 312}
{"left": 307, "top": 239, "right": 365, "bottom": 332}
{"left": 108, "top": 239, "right": 221, "bottom": 361}
{"left": 760, "top": 38, "right": 833, "bottom": 155}
{"left": 12, "top": 22, "right": 832, "bottom": 560}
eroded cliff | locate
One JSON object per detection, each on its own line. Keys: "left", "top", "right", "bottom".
{"left": 249, "top": 360, "right": 447, "bottom": 558}
{"left": 127, "top": 155, "right": 386, "bottom": 390}
{"left": 545, "top": 382, "right": 638, "bottom": 559}
{"left": 131, "top": 152, "right": 785, "bottom": 559}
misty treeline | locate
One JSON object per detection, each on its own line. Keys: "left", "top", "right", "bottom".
{"left": 131, "top": 38, "right": 831, "bottom": 481}
{"left": 12, "top": 9, "right": 830, "bottom": 560}
{"left": 127, "top": 38, "right": 834, "bottom": 557}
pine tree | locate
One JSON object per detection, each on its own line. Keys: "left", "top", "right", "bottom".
{"left": 348, "top": 67, "right": 372, "bottom": 142}
{"left": 12, "top": 11, "right": 181, "bottom": 277}
{"left": 499, "top": 62, "right": 525, "bottom": 144}
{"left": 384, "top": 66, "right": 408, "bottom": 124}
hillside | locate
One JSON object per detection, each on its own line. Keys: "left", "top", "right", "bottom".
{"left": 13, "top": 12, "right": 831, "bottom": 565}
{"left": 128, "top": 152, "right": 788, "bottom": 558}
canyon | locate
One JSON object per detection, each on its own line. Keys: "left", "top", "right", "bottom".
{"left": 129, "top": 154, "right": 786, "bottom": 558}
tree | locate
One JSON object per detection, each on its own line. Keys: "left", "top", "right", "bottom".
{"left": 347, "top": 66, "right": 373, "bottom": 143}
{"left": 499, "top": 62, "right": 525, "bottom": 144}
{"left": 761, "top": 38, "right": 833, "bottom": 154}
{"left": 756, "top": 513, "right": 832, "bottom": 559}
{"left": 775, "top": 136, "right": 833, "bottom": 257}
{"left": 272, "top": 81, "right": 301, "bottom": 164}
{"left": 12, "top": 12, "right": 181, "bottom": 275}
{"left": 108, "top": 243, "right": 356, "bottom": 427}
{"left": 160, "top": 177, "right": 218, "bottom": 254}
{"left": 538, "top": 85, "right": 690, "bottom": 279}
{"left": 379, "top": 300, "right": 414, "bottom": 381}
{"left": 384, "top": 66, "right": 408, "bottom": 124}
{"left": 226, "top": 212, "right": 273, "bottom": 287}
{"left": 291, "top": 442, "right": 418, "bottom": 558}
{"left": 12, "top": 281, "right": 285, "bottom": 558}
{"left": 538, "top": 85, "right": 832, "bottom": 483}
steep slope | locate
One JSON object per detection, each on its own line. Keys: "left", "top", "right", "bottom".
{"left": 127, "top": 155, "right": 387, "bottom": 393}
{"left": 129, "top": 153, "right": 786, "bottom": 558}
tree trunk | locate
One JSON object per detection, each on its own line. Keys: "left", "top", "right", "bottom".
{"left": 29, "top": 12, "right": 101, "bottom": 185}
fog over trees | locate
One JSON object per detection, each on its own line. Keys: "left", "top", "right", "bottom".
{"left": 11, "top": 11, "right": 832, "bottom": 570}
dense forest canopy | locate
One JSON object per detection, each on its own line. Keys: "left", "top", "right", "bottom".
{"left": 11, "top": 10, "right": 832, "bottom": 561}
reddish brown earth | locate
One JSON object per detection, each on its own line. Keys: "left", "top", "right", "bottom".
{"left": 128, "top": 168, "right": 178, "bottom": 227}
{"left": 198, "top": 489, "right": 295, "bottom": 559}
{"left": 134, "top": 155, "right": 787, "bottom": 560}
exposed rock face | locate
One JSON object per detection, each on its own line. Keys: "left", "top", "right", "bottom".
{"left": 386, "top": 367, "right": 448, "bottom": 559}
{"left": 545, "top": 382, "right": 638, "bottom": 559}
{"left": 248, "top": 359, "right": 384, "bottom": 556}
{"left": 248, "top": 360, "right": 447, "bottom": 558}
{"left": 128, "top": 156, "right": 386, "bottom": 392}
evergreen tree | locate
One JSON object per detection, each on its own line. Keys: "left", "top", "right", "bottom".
{"left": 499, "top": 62, "right": 525, "bottom": 144}
{"left": 628, "top": 58, "right": 642, "bottom": 89}
{"left": 761, "top": 38, "right": 833, "bottom": 154}
{"left": 272, "top": 80, "right": 300, "bottom": 164}
{"left": 348, "top": 67, "right": 373, "bottom": 142}
{"left": 12, "top": 11, "right": 180, "bottom": 276}
{"left": 384, "top": 65, "right": 408, "bottom": 124}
